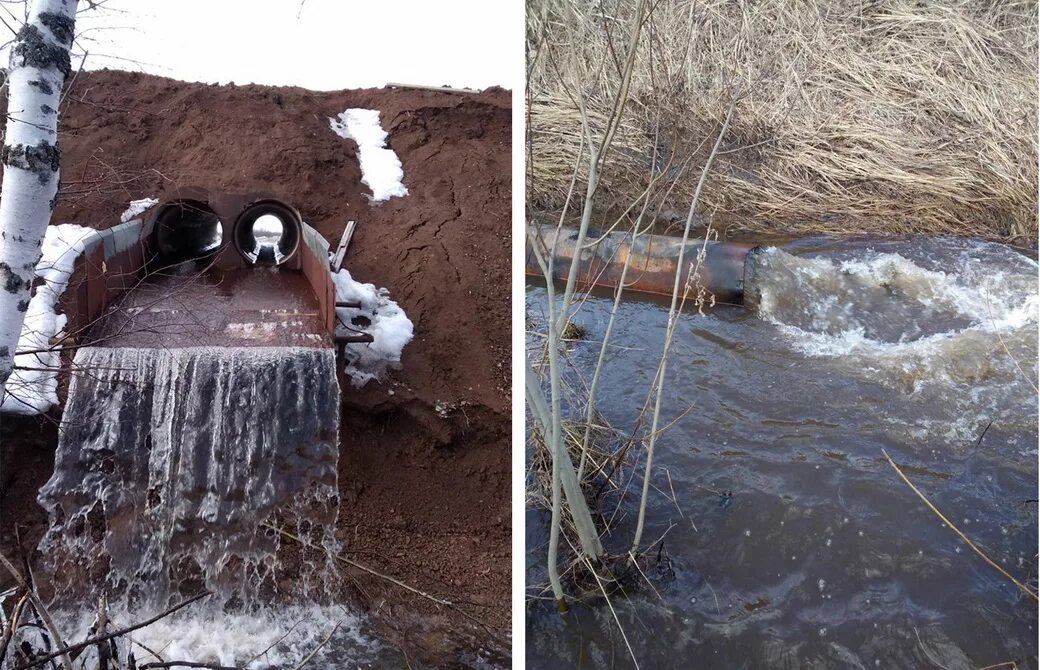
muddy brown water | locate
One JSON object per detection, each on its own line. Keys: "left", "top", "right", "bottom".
{"left": 527, "top": 236, "right": 1038, "bottom": 669}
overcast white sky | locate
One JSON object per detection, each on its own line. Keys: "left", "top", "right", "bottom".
{"left": 5, "top": 0, "right": 517, "bottom": 90}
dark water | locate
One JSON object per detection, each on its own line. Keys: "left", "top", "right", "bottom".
{"left": 527, "top": 236, "right": 1038, "bottom": 669}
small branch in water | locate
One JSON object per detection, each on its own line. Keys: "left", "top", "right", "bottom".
{"left": 139, "top": 663, "right": 238, "bottom": 670}
{"left": 290, "top": 623, "right": 339, "bottom": 670}
{"left": 243, "top": 618, "right": 304, "bottom": 667}
{"left": 0, "top": 552, "right": 73, "bottom": 670}
{"left": 975, "top": 420, "right": 993, "bottom": 448}
{"left": 262, "top": 523, "right": 451, "bottom": 606}
{"left": 582, "top": 554, "right": 639, "bottom": 670}
{"left": 882, "top": 449, "right": 1038, "bottom": 602}
{"left": 10, "top": 591, "right": 213, "bottom": 670}
{"left": 262, "top": 523, "right": 509, "bottom": 648}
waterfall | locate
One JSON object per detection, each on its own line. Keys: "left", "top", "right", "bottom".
{"left": 37, "top": 345, "right": 341, "bottom": 609}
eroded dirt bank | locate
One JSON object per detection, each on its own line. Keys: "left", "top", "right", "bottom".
{"left": 0, "top": 69, "right": 510, "bottom": 665}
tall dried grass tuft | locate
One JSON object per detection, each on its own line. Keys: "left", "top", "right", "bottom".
{"left": 528, "top": 0, "right": 1038, "bottom": 244}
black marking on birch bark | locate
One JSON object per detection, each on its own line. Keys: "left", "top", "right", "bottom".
{"left": 13, "top": 24, "right": 71, "bottom": 78}
{"left": 16, "top": 299, "right": 29, "bottom": 312}
{"left": 38, "top": 12, "right": 75, "bottom": 46}
{"left": 2, "top": 141, "right": 60, "bottom": 184}
{"left": 28, "top": 79, "right": 55, "bottom": 95}
{"left": 0, "top": 262, "right": 31, "bottom": 294}
{"left": 40, "top": 104, "right": 56, "bottom": 115}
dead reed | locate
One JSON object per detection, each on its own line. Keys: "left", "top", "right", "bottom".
{"left": 528, "top": 0, "right": 1038, "bottom": 244}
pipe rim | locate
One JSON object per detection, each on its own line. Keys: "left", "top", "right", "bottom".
{"left": 152, "top": 199, "right": 224, "bottom": 263}
{"left": 232, "top": 199, "right": 302, "bottom": 266}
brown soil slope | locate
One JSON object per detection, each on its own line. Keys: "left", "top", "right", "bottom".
{"left": 1, "top": 70, "right": 510, "bottom": 664}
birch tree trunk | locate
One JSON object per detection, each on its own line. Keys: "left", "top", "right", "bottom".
{"left": 0, "top": 0, "right": 79, "bottom": 399}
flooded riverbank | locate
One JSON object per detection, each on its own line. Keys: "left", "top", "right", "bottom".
{"left": 526, "top": 236, "right": 1038, "bottom": 668}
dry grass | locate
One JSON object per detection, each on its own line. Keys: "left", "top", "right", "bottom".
{"left": 528, "top": 0, "right": 1038, "bottom": 245}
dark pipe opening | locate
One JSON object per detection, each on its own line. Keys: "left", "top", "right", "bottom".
{"left": 233, "top": 201, "right": 301, "bottom": 266}
{"left": 153, "top": 200, "right": 223, "bottom": 264}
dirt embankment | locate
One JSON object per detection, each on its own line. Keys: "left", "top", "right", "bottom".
{"left": 0, "top": 70, "right": 511, "bottom": 665}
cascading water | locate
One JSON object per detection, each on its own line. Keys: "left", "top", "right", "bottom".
{"left": 745, "top": 237, "right": 1039, "bottom": 441}
{"left": 38, "top": 346, "right": 340, "bottom": 605}
{"left": 14, "top": 345, "right": 395, "bottom": 667}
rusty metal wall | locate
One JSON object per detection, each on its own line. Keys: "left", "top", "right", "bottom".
{"left": 67, "top": 218, "right": 153, "bottom": 343}
{"left": 299, "top": 222, "right": 337, "bottom": 334}
{"left": 526, "top": 224, "right": 755, "bottom": 305}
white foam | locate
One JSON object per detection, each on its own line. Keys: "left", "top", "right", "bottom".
{"left": 49, "top": 604, "right": 382, "bottom": 669}
{"left": 1, "top": 224, "right": 98, "bottom": 415}
{"left": 751, "top": 243, "right": 1039, "bottom": 440}
{"left": 329, "top": 108, "right": 408, "bottom": 203}
{"left": 755, "top": 246, "right": 1038, "bottom": 364}
{"left": 331, "top": 269, "right": 414, "bottom": 387}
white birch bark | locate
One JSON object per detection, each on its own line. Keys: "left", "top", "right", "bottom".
{"left": 0, "top": 0, "right": 79, "bottom": 399}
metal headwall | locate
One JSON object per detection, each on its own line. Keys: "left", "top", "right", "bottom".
{"left": 64, "top": 189, "right": 338, "bottom": 343}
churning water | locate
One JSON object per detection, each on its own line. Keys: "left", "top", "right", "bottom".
{"left": 527, "top": 236, "right": 1037, "bottom": 669}
{"left": 16, "top": 346, "right": 401, "bottom": 667}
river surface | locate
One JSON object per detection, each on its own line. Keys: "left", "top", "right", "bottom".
{"left": 526, "top": 236, "right": 1038, "bottom": 669}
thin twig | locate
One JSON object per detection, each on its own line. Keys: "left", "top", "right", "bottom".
{"left": 139, "top": 663, "right": 238, "bottom": 670}
{"left": 883, "top": 449, "right": 1037, "bottom": 602}
{"left": 11, "top": 591, "right": 213, "bottom": 670}
{"left": 0, "top": 552, "right": 73, "bottom": 670}
{"left": 290, "top": 623, "right": 339, "bottom": 670}
{"left": 262, "top": 524, "right": 450, "bottom": 606}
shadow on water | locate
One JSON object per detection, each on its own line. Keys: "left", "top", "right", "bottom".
{"left": 527, "top": 236, "right": 1039, "bottom": 669}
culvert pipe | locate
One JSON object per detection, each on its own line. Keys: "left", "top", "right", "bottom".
{"left": 233, "top": 199, "right": 302, "bottom": 266}
{"left": 526, "top": 224, "right": 756, "bottom": 305}
{"left": 152, "top": 199, "right": 224, "bottom": 264}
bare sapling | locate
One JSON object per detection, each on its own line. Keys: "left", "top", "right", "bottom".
{"left": 526, "top": 0, "right": 650, "bottom": 614}
{"left": 630, "top": 90, "right": 742, "bottom": 555}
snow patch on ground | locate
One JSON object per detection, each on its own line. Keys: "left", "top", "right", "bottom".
{"left": 329, "top": 109, "right": 408, "bottom": 203}
{"left": 120, "top": 197, "right": 158, "bottom": 223}
{"left": 1, "top": 224, "right": 99, "bottom": 415}
{"left": 332, "top": 269, "right": 413, "bottom": 386}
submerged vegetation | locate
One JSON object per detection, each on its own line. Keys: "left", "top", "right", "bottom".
{"left": 528, "top": 0, "right": 1038, "bottom": 244}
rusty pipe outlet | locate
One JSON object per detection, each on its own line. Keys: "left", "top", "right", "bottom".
{"left": 153, "top": 199, "right": 224, "bottom": 264}
{"left": 526, "top": 224, "right": 755, "bottom": 305}
{"left": 233, "top": 199, "right": 303, "bottom": 267}
{"left": 147, "top": 189, "right": 307, "bottom": 270}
